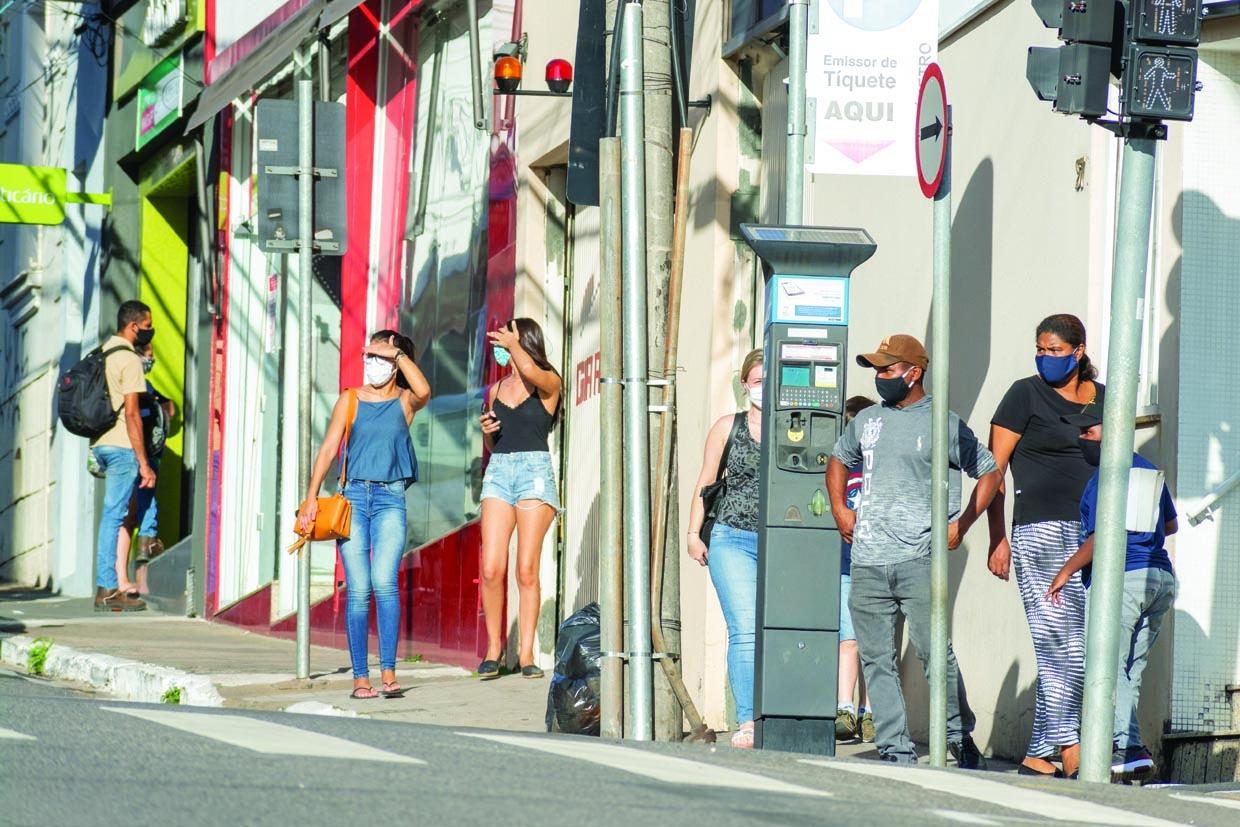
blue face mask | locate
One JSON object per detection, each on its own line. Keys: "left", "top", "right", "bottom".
{"left": 493, "top": 345, "right": 511, "bottom": 368}
{"left": 1036, "top": 353, "right": 1078, "bottom": 384}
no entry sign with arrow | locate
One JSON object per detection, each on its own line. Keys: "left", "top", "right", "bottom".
{"left": 916, "top": 63, "right": 949, "bottom": 199}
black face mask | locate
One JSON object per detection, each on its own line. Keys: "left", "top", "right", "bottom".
{"left": 134, "top": 327, "right": 155, "bottom": 347}
{"left": 1078, "top": 437, "right": 1102, "bottom": 467}
{"left": 875, "top": 373, "right": 912, "bottom": 405}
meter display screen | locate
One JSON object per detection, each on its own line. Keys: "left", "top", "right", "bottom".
{"left": 781, "top": 343, "right": 839, "bottom": 362}
{"left": 781, "top": 365, "right": 812, "bottom": 387}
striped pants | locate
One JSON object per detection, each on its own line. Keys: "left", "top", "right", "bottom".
{"left": 1012, "top": 520, "right": 1087, "bottom": 758}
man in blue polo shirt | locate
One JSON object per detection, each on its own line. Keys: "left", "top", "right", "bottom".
{"left": 1046, "top": 408, "right": 1178, "bottom": 781}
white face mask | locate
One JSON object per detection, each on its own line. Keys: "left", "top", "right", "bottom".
{"left": 363, "top": 355, "right": 396, "bottom": 386}
{"left": 748, "top": 384, "right": 763, "bottom": 408}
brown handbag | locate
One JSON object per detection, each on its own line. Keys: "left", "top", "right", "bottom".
{"left": 287, "top": 389, "right": 358, "bottom": 553}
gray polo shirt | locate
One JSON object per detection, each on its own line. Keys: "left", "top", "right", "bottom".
{"left": 832, "top": 396, "right": 997, "bottom": 566}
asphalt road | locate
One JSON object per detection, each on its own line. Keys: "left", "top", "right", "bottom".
{"left": 2, "top": 667, "right": 1239, "bottom": 827}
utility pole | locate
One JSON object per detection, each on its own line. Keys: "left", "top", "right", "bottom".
{"left": 619, "top": 0, "right": 654, "bottom": 741}
{"left": 1079, "top": 136, "right": 1157, "bottom": 782}
{"left": 295, "top": 53, "right": 314, "bottom": 682}
{"left": 785, "top": 0, "right": 809, "bottom": 223}
{"left": 641, "top": 0, "right": 683, "bottom": 743}
{"left": 598, "top": 135, "right": 625, "bottom": 740}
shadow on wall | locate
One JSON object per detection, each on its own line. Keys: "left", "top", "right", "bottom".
{"left": 1163, "top": 190, "right": 1240, "bottom": 782}
{"left": 922, "top": 157, "right": 994, "bottom": 423}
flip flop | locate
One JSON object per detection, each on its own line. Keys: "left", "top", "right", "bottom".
{"left": 380, "top": 681, "right": 405, "bottom": 698}
{"left": 350, "top": 686, "right": 379, "bottom": 699}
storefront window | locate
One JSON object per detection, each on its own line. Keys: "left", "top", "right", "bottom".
{"left": 401, "top": 10, "right": 493, "bottom": 547}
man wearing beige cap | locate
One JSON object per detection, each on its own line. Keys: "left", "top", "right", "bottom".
{"left": 827, "top": 333, "right": 1002, "bottom": 767}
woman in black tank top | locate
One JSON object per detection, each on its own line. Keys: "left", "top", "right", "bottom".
{"left": 476, "top": 318, "right": 562, "bottom": 680}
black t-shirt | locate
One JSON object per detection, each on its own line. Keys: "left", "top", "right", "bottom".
{"left": 992, "top": 376, "right": 1105, "bottom": 525}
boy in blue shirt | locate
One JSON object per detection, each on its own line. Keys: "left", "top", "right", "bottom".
{"left": 1046, "top": 409, "right": 1177, "bottom": 781}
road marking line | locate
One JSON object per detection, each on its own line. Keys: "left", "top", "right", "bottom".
{"left": 459, "top": 732, "right": 829, "bottom": 797}
{"left": 801, "top": 760, "right": 1183, "bottom": 826}
{"left": 934, "top": 811, "right": 1003, "bottom": 825}
{"left": 103, "top": 707, "right": 423, "bottom": 765}
{"left": 1169, "top": 792, "right": 1240, "bottom": 811}
{"left": 0, "top": 726, "right": 35, "bottom": 741}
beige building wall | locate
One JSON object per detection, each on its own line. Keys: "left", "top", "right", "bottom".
{"left": 514, "top": 0, "right": 1203, "bottom": 756}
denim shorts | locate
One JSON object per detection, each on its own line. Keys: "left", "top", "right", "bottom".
{"left": 481, "top": 451, "right": 560, "bottom": 510}
{"left": 839, "top": 573, "right": 855, "bottom": 642}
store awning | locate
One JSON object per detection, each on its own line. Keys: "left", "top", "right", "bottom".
{"left": 184, "top": 0, "right": 364, "bottom": 133}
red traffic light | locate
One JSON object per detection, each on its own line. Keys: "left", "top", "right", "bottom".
{"left": 546, "top": 59, "right": 573, "bottom": 94}
{"left": 495, "top": 56, "right": 522, "bottom": 93}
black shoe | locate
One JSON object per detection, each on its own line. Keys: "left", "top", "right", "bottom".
{"left": 1017, "top": 763, "right": 1064, "bottom": 778}
{"left": 949, "top": 736, "right": 987, "bottom": 770}
{"left": 1111, "top": 746, "right": 1154, "bottom": 779}
{"left": 477, "top": 659, "right": 501, "bottom": 680}
{"left": 879, "top": 753, "right": 917, "bottom": 764}
{"left": 520, "top": 664, "right": 545, "bottom": 679}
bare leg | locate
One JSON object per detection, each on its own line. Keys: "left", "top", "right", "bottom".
{"left": 838, "top": 639, "right": 860, "bottom": 706}
{"left": 514, "top": 502, "right": 556, "bottom": 666}
{"left": 115, "top": 527, "right": 138, "bottom": 593}
{"left": 480, "top": 499, "right": 517, "bottom": 662}
{"left": 1060, "top": 743, "right": 1080, "bottom": 777}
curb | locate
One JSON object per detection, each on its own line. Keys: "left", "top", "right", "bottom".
{"left": 0, "top": 635, "right": 225, "bottom": 707}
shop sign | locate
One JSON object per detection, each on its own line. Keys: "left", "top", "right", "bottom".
{"left": 136, "top": 54, "right": 184, "bottom": 151}
{"left": 0, "top": 164, "right": 67, "bottom": 226}
{"left": 143, "top": 0, "right": 190, "bottom": 48}
{"left": 807, "top": 0, "right": 939, "bottom": 177}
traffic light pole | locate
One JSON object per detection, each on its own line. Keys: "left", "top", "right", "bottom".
{"left": 295, "top": 71, "right": 314, "bottom": 681}
{"left": 785, "top": 0, "right": 809, "bottom": 223}
{"left": 1078, "top": 135, "right": 1157, "bottom": 783}
{"left": 929, "top": 107, "right": 952, "bottom": 769}
{"left": 619, "top": 0, "right": 654, "bottom": 741}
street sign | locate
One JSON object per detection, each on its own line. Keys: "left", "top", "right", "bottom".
{"left": 916, "top": 63, "right": 948, "bottom": 199}
{"left": 255, "top": 99, "right": 347, "bottom": 256}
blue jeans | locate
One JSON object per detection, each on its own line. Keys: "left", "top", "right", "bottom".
{"left": 338, "top": 480, "right": 408, "bottom": 679}
{"left": 92, "top": 447, "right": 139, "bottom": 590}
{"left": 1114, "top": 568, "right": 1176, "bottom": 749}
{"left": 133, "top": 454, "right": 162, "bottom": 538}
{"left": 840, "top": 574, "right": 856, "bottom": 642}
{"left": 708, "top": 523, "right": 758, "bottom": 725}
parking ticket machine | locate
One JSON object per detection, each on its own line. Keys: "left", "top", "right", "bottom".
{"left": 739, "top": 224, "right": 877, "bottom": 755}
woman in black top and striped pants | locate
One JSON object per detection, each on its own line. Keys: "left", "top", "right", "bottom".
{"left": 987, "top": 314, "right": 1104, "bottom": 778}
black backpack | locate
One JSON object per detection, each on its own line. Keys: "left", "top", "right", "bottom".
{"left": 57, "top": 345, "right": 133, "bottom": 439}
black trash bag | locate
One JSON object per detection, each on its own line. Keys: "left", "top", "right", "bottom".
{"left": 545, "top": 602, "right": 602, "bottom": 735}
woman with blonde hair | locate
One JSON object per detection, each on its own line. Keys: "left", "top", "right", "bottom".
{"left": 686, "top": 348, "right": 764, "bottom": 748}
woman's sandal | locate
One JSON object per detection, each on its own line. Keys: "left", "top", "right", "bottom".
{"left": 350, "top": 685, "right": 379, "bottom": 699}
{"left": 380, "top": 681, "right": 405, "bottom": 698}
{"left": 730, "top": 721, "right": 755, "bottom": 750}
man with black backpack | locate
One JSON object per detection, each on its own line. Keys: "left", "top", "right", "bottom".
{"left": 86, "top": 300, "right": 157, "bottom": 612}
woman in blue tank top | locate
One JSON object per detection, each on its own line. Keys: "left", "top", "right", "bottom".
{"left": 476, "top": 318, "right": 562, "bottom": 680}
{"left": 297, "top": 330, "right": 430, "bottom": 699}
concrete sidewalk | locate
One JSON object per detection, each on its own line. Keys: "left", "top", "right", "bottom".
{"left": 0, "top": 587, "right": 548, "bottom": 731}
{"left": 0, "top": 586, "right": 1017, "bottom": 769}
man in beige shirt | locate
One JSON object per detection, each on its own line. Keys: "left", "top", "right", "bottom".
{"left": 91, "top": 300, "right": 157, "bottom": 612}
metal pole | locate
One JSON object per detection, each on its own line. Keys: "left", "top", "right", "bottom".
{"left": 295, "top": 71, "right": 314, "bottom": 681}
{"left": 641, "top": 0, "right": 683, "bottom": 743}
{"left": 599, "top": 136, "right": 625, "bottom": 740}
{"left": 620, "top": 0, "right": 653, "bottom": 741}
{"left": 465, "top": 0, "right": 487, "bottom": 130}
{"left": 1079, "top": 136, "right": 1157, "bottom": 783}
{"left": 785, "top": 0, "right": 809, "bottom": 223}
{"left": 929, "top": 107, "right": 952, "bottom": 769}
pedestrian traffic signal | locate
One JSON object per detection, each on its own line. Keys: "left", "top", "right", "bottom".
{"left": 1026, "top": 0, "right": 1202, "bottom": 125}
{"left": 1120, "top": 0, "right": 1201, "bottom": 121}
